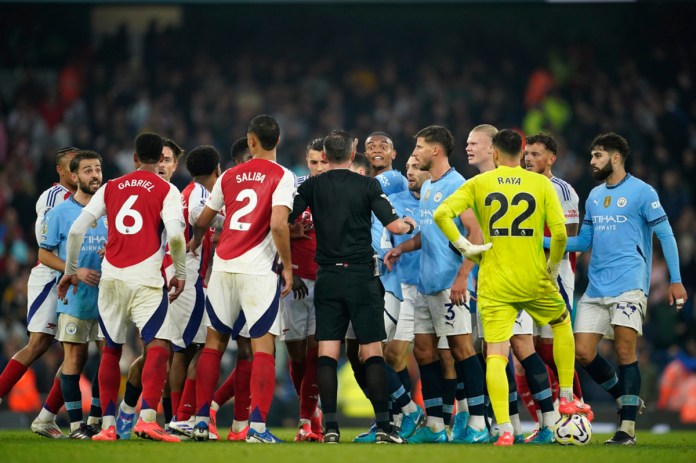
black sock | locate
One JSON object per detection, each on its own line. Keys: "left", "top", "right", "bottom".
{"left": 442, "top": 378, "right": 457, "bottom": 426}
{"left": 583, "top": 354, "right": 620, "bottom": 400}
{"left": 317, "top": 356, "right": 338, "bottom": 431}
{"left": 162, "top": 397, "right": 172, "bottom": 423}
{"left": 418, "top": 361, "right": 443, "bottom": 419}
{"left": 397, "top": 368, "right": 411, "bottom": 395}
{"left": 123, "top": 380, "right": 142, "bottom": 409}
{"left": 618, "top": 361, "right": 641, "bottom": 423}
{"left": 457, "top": 356, "right": 485, "bottom": 416}
{"left": 89, "top": 368, "right": 102, "bottom": 419}
{"left": 521, "top": 353, "right": 554, "bottom": 413}
{"left": 505, "top": 360, "right": 519, "bottom": 416}
{"left": 364, "top": 356, "right": 390, "bottom": 433}
{"left": 60, "top": 373, "right": 83, "bottom": 426}
{"left": 386, "top": 363, "right": 411, "bottom": 409}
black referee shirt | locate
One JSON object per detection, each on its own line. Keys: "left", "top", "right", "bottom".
{"left": 290, "top": 169, "right": 399, "bottom": 265}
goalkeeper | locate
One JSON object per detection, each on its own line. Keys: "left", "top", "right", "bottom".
{"left": 433, "top": 129, "right": 585, "bottom": 447}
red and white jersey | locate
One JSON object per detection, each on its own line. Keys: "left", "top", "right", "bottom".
{"left": 545, "top": 176, "right": 579, "bottom": 276}
{"left": 207, "top": 158, "right": 295, "bottom": 275}
{"left": 84, "top": 170, "right": 184, "bottom": 287}
{"left": 33, "top": 183, "right": 73, "bottom": 280}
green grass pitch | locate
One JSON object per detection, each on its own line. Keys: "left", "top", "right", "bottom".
{"left": 1, "top": 429, "right": 695, "bottom": 463}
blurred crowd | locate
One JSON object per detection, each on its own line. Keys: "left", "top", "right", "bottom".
{"left": 0, "top": 4, "right": 694, "bottom": 417}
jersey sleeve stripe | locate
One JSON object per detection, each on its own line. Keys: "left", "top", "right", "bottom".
{"left": 647, "top": 215, "right": 668, "bottom": 228}
{"left": 551, "top": 178, "right": 571, "bottom": 201}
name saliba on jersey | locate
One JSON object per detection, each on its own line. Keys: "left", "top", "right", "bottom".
{"left": 236, "top": 172, "right": 266, "bottom": 183}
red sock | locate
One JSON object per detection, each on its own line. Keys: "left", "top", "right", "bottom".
{"left": 248, "top": 352, "right": 275, "bottom": 424}
{"left": 537, "top": 342, "right": 556, "bottom": 373}
{"left": 289, "top": 360, "right": 305, "bottom": 396}
{"left": 213, "top": 369, "right": 235, "bottom": 406}
{"left": 573, "top": 370, "right": 583, "bottom": 400}
{"left": 43, "top": 376, "right": 64, "bottom": 414}
{"left": 0, "top": 359, "right": 28, "bottom": 398}
{"left": 546, "top": 365, "right": 560, "bottom": 402}
{"left": 299, "top": 348, "right": 319, "bottom": 420}
{"left": 234, "top": 359, "right": 252, "bottom": 421}
{"left": 170, "top": 390, "right": 182, "bottom": 418}
{"left": 515, "top": 372, "right": 538, "bottom": 423}
{"left": 100, "top": 346, "right": 123, "bottom": 418}
{"left": 177, "top": 378, "right": 196, "bottom": 420}
{"left": 195, "top": 348, "right": 223, "bottom": 416}
{"left": 141, "top": 346, "right": 169, "bottom": 412}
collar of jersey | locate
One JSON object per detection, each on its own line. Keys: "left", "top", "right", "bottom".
{"left": 69, "top": 196, "right": 85, "bottom": 208}
{"left": 431, "top": 167, "right": 455, "bottom": 184}
{"left": 605, "top": 173, "right": 631, "bottom": 190}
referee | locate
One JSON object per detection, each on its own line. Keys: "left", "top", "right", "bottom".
{"left": 290, "top": 130, "right": 416, "bottom": 444}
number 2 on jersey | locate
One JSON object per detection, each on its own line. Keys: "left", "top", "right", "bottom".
{"left": 229, "top": 189, "right": 258, "bottom": 231}
{"left": 485, "top": 192, "right": 536, "bottom": 237}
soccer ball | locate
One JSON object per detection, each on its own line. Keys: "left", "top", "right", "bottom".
{"left": 554, "top": 413, "right": 592, "bottom": 445}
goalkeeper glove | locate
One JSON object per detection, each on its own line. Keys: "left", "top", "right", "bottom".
{"left": 454, "top": 236, "right": 492, "bottom": 260}
{"left": 546, "top": 260, "right": 560, "bottom": 289}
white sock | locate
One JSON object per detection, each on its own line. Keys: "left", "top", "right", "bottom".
{"left": 542, "top": 411, "right": 557, "bottom": 428}
{"left": 70, "top": 421, "right": 82, "bottom": 432}
{"left": 560, "top": 387, "right": 574, "bottom": 402}
{"left": 87, "top": 416, "right": 100, "bottom": 426}
{"left": 299, "top": 418, "right": 311, "bottom": 426}
{"left": 402, "top": 400, "right": 417, "bottom": 415}
{"left": 510, "top": 414, "right": 522, "bottom": 435}
{"left": 37, "top": 408, "right": 56, "bottom": 422}
{"left": 425, "top": 416, "right": 445, "bottom": 432}
{"left": 619, "top": 420, "right": 636, "bottom": 436}
{"left": 498, "top": 422, "right": 514, "bottom": 435}
{"left": 120, "top": 401, "right": 137, "bottom": 415}
{"left": 250, "top": 421, "right": 266, "bottom": 433}
{"left": 468, "top": 414, "right": 485, "bottom": 431}
{"left": 210, "top": 400, "right": 220, "bottom": 412}
{"left": 456, "top": 399, "right": 469, "bottom": 413}
{"left": 232, "top": 419, "right": 248, "bottom": 432}
{"left": 103, "top": 415, "right": 116, "bottom": 428}
{"left": 139, "top": 408, "right": 157, "bottom": 423}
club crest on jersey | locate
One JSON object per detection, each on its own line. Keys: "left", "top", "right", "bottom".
{"left": 617, "top": 197, "right": 627, "bottom": 208}
{"left": 603, "top": 196, "right": 612, "bottom": 208}
{"left": 433, "top": 192, "right": 443, "bottom": 202}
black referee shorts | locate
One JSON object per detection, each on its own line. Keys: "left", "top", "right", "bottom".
{"left": 314, "top": 263, "right": 386, "bottom": 344}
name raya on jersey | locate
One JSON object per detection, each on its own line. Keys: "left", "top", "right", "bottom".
{"left": 388, "top": 190, "right": 421, "bottom": 286}
{"left": 40, "top": 196, "right": 107, "bottom": 319}
{"left": 418, "top": 168, "right": 468, "bottom": 295}
{"left": 207, "top": 158, "right": 295, "bottom": 274}
{"left": 583, "top": 174, "right": 667, "bottom": 298}
{"left": 83, "top": 170, "right": 184, "bottom": 288}
{"left": 439, "top": 165, "right": 566, "bottom": 302}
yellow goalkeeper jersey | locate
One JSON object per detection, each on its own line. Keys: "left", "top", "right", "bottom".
{"left": 435, "top": 165, "right": 567, "bottom": 302}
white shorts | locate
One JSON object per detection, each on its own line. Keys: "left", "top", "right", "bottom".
{"left": 206, "top": 270, "right": 281, "bottom": 339}
{"left": 169, "top": 275, "right": 208, "bottom": 350}
{"left": 281, "top": 278, "right": 316, "bottom": 342}
{"left": 574, "top": 289, "right": 647, "bottom": 339}
{"left": 535, "top": 271, "right": 575, "bottom": 338}
{"left": 56, "top": 313, "right": 99, "bottom": 343}
{"left": 27, "top": 265, "right": 59, "bottom": 335}
{"left": 513, "top": 310, "right": 534, "bottom": 336}
{"left": 98, "top": 279, "right": 177, "bottom": 346}
{"left": 394, "top": 284, "right": 422, "bottom": 342}
{"left": 415, "top": 289, "right": 472, "bottom": 337}
{"left": 383, "top": 292, "right": 401, "bottom": 342}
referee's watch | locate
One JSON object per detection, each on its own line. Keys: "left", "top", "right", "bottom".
{"left": 404, "top": 218, "right": 415, "bottom": 234}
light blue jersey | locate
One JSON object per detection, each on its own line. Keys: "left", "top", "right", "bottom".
{"left": 372, "top": 213, "right": 403, "bottom": 300}
{"left": 567, "top": 174, "right": 671, "bottom": 298}
{"left": 389, "top": 189, "right": 421, "bottom": 286}
{"left": 40, "top": 197, "right": 107, "bottom": 319}
{"left": 376, "top": 169, "right": 408, "bottom": 196}
{"left": 418, "top": 168, "right": 467, "bottom": 295}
